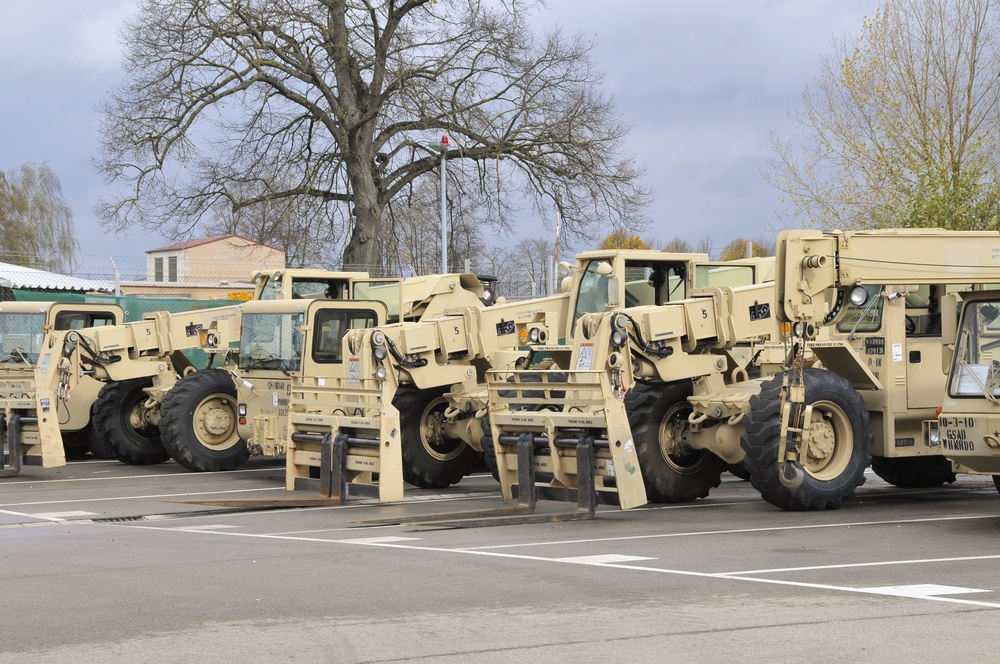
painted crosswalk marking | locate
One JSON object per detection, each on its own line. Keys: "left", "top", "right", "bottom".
{"left": 861, "top": 584, "right": 991, "bottom": 598}
{"left": 336, "top": 536, "right": 421, "bottom": 544}
{"left": 554, "top": 554, "right": 655, "bottom": 564}
{"left": 31, "top": 511, "right": 97, "bottom": 520}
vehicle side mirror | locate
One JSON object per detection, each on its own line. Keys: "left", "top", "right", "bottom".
{"left": 607, "top": 274, "right": 620, "bottom": 308}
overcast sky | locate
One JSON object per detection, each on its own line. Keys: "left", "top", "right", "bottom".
{"left": 0, "top": 0, "right": 877, "bottom": 273}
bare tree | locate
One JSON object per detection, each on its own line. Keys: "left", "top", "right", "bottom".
{"left": 0, "top": 163, "right": 77, "bottom": 272}
{"left": 693, "top": 237, "right": 714, "bottom": 257}
{"left": 765, "top": 0, "right": 1000, "bottom": 230}
{"left": 204, "top": 176, "right": 343, "bottom": 267}
{"left": 97, "top": 0, "right": 650, "bottom": 270}
{"left": 382, "top": 172, "right": 486, "bottom": 276}
{"left": 507, "top": 236, "right": 554, "bottom": 297}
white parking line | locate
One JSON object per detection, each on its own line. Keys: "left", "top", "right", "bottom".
{"left": 0, "top": 466, "right": 280, "bottom": 486}
{"left": 0, "top": 486, "right": 280, "bottom": 508}
{"left": 30, "top": 511, "right": 98, "bottom": 519}
{"left": 337, "top": 536, "right": 420, "bottom": 544}
{"left": 0, "top": 509, "right": 69, "bottom": 523}
{"left": 555, "top": 554, "right": 654, "bottom": 564}
{"left": 863, "top": 584, "right": 990, "bottom": 598}
{"left": 105, "top": 524, "right": 1000, "bottom": 610}
{"left": 724, "top": 553, "right": 1000, "bottom": 576}
{"left": 453, "top": 513, "right": 1000, "bottom": 550}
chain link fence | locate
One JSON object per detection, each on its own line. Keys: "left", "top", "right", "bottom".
{"left": 0, "top": 251, "right": 547, "bottom": 302}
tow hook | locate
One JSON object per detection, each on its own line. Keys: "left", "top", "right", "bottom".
{"left": 779, "top": 460, "right": 805, "bottom": 489}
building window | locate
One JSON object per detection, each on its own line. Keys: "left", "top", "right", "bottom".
{"left": 154, "top": 257, "right": 163, "bottom": 282}
{"left": 168, "top": 256, "right": 178, "bottom": 282}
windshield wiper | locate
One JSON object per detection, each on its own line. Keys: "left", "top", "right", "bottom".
{"left": 959, "top": 359, "right": 1000, "bottom": 405}
{"left": 243, "top": 353, "right": 291, "bottom": 376}
{"left": 1, "top": 347, "right": 33, "bottom": 364}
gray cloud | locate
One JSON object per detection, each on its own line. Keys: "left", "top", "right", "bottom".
{"left": 0, "top": 0, "right": 878, "bottom": 266}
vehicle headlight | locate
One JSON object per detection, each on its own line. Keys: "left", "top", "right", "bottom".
{"left": 611, "top": 329, "right": 627, "bottom": 349}
{"left": 849, "top": 285, "right": 869, "bottom": 307}
{"left": 375, "top": 366, "right": 388, "bottom": 380}
{"left": 372, "top": 331, "right": 386, "bottom": 346}
{"left": 373, "top": 346, "right": 387, "bottom": 361}
{"left": 792, "top": 322, "right": 815, "bottom": 339}
{"left": 928, "top": 422, "right": 940, "bottom": 446}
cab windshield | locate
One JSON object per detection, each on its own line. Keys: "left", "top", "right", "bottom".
{"left": 572, "top": 260, "right": 688, "bottom": 336}
{"left": 258, "top": 278, "right": 346, "bottom": 300}
{"left": 0, "top": 312, "right": 46, "bottom": 364}
{"left": 572, "top": 261, "right": 611, "bottom": 333}
{"left": 949, "top": 299, "right": 1000, "bottom": 398}
{"left": 352, "top": 280, "right": 402, "bottom": 323}
{"left": 238, "top": 312, "right": 304, "bottom": 373}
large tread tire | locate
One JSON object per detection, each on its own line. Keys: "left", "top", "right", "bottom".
{"left": 741, "top": 369, "right": 872, "bottom": 511}
{"left": 92, "top": 379, "right": 169, "bottom": 465}
{"left": 395, "top": 386, "right": 479, "bottom": 489}
{"left": 727, "top": 461, "right": 751, "bottom": 481}
{"left": 60, "top": 428, "right": 91, "bottom": 460}
{"left": 85, "top": 418, "right": 118, "bottom": 460}
{"left": 159, "top": 369, "right": 249, "bottom": 472}
{"left": 626, "top": 381, "right": 726, "bottom": 503}
{"left": 480, "top": 415, "right": 500, "bottom": 482}
{"left": 870, "top": 455, "right": 956, "bottom": 488}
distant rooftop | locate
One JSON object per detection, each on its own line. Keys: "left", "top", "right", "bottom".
{"left": 0, "top": 262, "right": 113, "bottom": 293}
{"left": 147, "top": 234, "right": 284, "bottom": 254}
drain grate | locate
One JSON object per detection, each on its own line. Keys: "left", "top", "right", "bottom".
{"left": 91, "top": 515, "right": 146, "bottom": 523}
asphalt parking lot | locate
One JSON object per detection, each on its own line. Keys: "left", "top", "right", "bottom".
{"left": 2, "top": 457, "right": 999, "bottom": 663}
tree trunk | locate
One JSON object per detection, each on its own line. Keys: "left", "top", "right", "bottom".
{"left": 341, "top": 155, "right": 383, "bottom": 271}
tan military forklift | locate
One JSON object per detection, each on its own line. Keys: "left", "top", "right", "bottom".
{"left": 227, "top": 272, "right": 493, "bottom": 486}
{"left": 485, "top": 277, "right": 777, "bottom": 512}
{"left": 283, "top": 251, "right": 773, "bottom": 502}
{"left": 486, "top": 228, "right": 1000, "bottom": 513}
{"left": 0, "top": 302, "right": 124, "bottom": 476}
{"left": 31, "top": 269, "right": 371, "bottom": 470}
{"left": 921, "top": 290, "right": 1000, "bottom": 492}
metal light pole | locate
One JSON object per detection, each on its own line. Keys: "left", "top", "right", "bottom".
{"left": 429, "top": 135, "right": 450, "bottom": 274}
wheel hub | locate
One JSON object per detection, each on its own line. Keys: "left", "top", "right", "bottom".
{"left": 422, "top": 411, "right": 446, "bottom": 447}
{"left": 419, "top": 397, "right": 464, "bottom": 461}
{"left": 202, "top": 407, "right": 233, "bottom": 436}
{"left": 128, "top": 405, "right": 147, "bottom": 431}
{"left": 806, "top": 414, "right": 836, "bottom": 462}
{"left": 658, "top": 406, "right": 704, "bottom": 472}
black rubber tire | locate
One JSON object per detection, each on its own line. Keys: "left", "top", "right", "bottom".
{"left": 727, "top": 461, "right": 751, "bottom": 481}
{"left": 159, "top": 369, "right": 249, "bottom": 472}
{"left": 395, "top": 386, "right": 480, "bottom": 488}
{"left": 92, "top": 379, "right": 169, "bottom": 465}
{"left": 626, "top": 381, "right": 726, "bottom": 502}
{"left": 741, "top": 369, "right": 872, "bottom": 511}
{"left": 85, "top": 417, "right": 118, "bottom": 460}
{"left": 871, "top": 455, "right": 957, "bottom": 488}
{"left": 480, "top": 415, "right": 500, "bottom": 482}
{"left": 61, "top": 428, "right": 91, "bottom": 460}
{"left": 993, "top": 475, "right": 1000, "bottom": 494}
